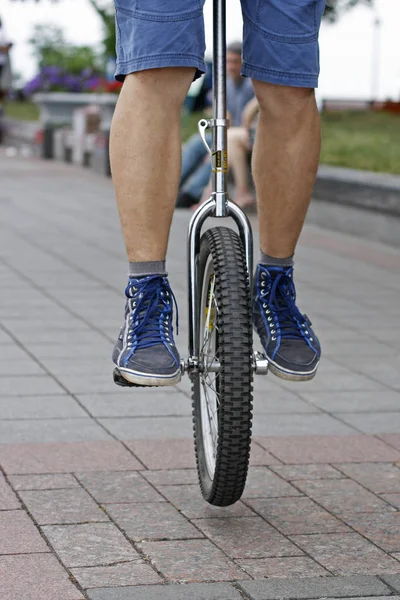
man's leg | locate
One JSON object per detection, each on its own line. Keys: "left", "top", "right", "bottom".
{"left": 251, "top": 83, "right": 321, "bottom": 381}
{"left": 252, "top": 82, "right": 320, "bottom": 257}
{"left": 110, "top": 67, "right": 195, "bottom": 385}
{"left": 110, "top": 67, "right": 195, "bottom": 262}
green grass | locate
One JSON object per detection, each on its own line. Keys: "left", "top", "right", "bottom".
{"left": 4, "top": 100, "right": 40, "bottom": 121}
{"left": 6, "top": 102, "right": 399, "bottom": 175}
{"left": 181, "top": 109, "right": 400, "bottom": 175}
{"left": 320, "top": 111, "right": 400, "bottom": 175}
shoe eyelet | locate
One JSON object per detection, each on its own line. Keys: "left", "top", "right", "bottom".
{"left": 310, "top": 337, "right": 313, "bottom": 341}
{"left": 261, "top": 281, "right": 266, "bottom": 287}
{"left": 271, "top": 329, "right": 276, "bottom": 334}
{"left": 267, "top": 316, "right": 272, "bottom": 322}
{"left": 272, "top": 336, "right": 276, "bottom": 341}
{"left": 262, "top": 303, "right": 267, "bottom": 308}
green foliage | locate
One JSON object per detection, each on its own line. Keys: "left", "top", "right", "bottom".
{"left": 28, "top": 24, "right": 102, "bottom": 74}
{"left": 87, "top": 0, "right": 116, "bottom": 59}
{"left": 323, "top": 0, "right": 374, "bottom": 22}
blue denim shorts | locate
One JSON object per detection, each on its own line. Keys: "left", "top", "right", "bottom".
{"left": 114, "top": 0, "right": 326, "bottom": 88}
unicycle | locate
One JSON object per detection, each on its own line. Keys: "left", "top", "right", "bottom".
{"left": 114, "top": 0, "right": 269, "bottom": 506}
{"left": 184, "top": 0, "right": 267, "bottom": 506}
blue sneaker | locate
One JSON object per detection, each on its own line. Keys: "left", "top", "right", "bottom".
{"left": 113, "top": 275, "right": 181, "bottom": 386}
{"left": 253, "top": 264, "right": 321, "bottom": 381}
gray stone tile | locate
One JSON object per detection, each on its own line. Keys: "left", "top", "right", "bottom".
{"left": 0, "top": 418, "right": 112, "bottom": 443}
{"left": 336, "top": 412, "right": 400, "bottom": 434}
{"left": 78, "top": 391, "right": 190, "bottom": 417}
{"left": 300, "top": 390, "right": 400, "bottom": 413}
{"left": 76, "top": 471, "right": 164, "bottom": 503}
{"left": 0, "top": 474, "right": 20, "bottom": 509}
{"left": 237, "top": 576, "right": 391, "bottom": 599}
{"left": 0, "top": 395, "right": 86, "bottom": 419}
{"left": 42, "top": 522, "right": 140, "bottom": 567}
{"left": 106, "top": 502, "right": 203, "bottom": 541}
{"left": 87, "top": 583, "right": 243, "bottom": 600}
{"left": 381, "top": 575, "right": 400, "bottom": 593}
{"left": 252, "top": 413, "right": 355, "bottom": 436}
{"left": 0, "top": 360, "right": 46, "bottom": 376}
{"left": 252, "top": 393, "right": 317, "bottom": 414}
{"left": 9, "top": 474, "right": 80, "bottom": 491}
{"left": 71, "top": 561, "right": 162, "bottom": 588}
{"left": 99, "top": 416, "right": 193, "bottom": 439}
{"left": 138, "top": 539, "right": 249, "bottom": 582}
{"left": 0, "top": 376, "right": 65, "bottom": 396}
{"left": 193, "top": 516, "right": 302, "bottom": 558}
{"left": 19, "top": 488, "right": 109, "bottom": 525}
{"left": 242, "top": 467, "right": 301, "bottom": 499}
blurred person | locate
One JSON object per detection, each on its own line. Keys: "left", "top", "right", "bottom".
{"left": 0, "top": 17, "right": 12, "bottom": 95}
{"left": 198, "top": 95, "right": 259, "bottom": 209}
{"left": 177, "top": 41, "right": 254, "bottom": 208}
{"left": 110, "top": 1, "right": 324, "bottom": 386}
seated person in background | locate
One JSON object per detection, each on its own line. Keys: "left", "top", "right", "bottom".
{"left": 176, "top": 41, "right": 254, "bottom": 208}
{"left": 198, "top": 96, "right": 259, "bottom": 210}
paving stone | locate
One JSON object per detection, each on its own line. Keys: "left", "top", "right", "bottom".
{"left": 294, "top": 479, "right": 393, "bottom": 516}
{"left": 142, "top": 469, "right": 198, "bottom": 486}
{"left": 0, "top": 375, "right": 66, "bottom": 396}
{"left": 381, "top": 493, "right": 400, "bottom": 509}
{"left": 100, "top": 416, "right": 193, "bottom": 440}
{"left": 0, "top": 418, "right": 112, "bottom": 443}
{"left": 242, "top": 467, "right": 302, "bottom": 498}
{"left": 87, "top": 582, "right": 243, "bottom": 600}
{"left": 42, "top": 522, "right": 140, "bottom": 567}
{"left": 300, "top": 390, "right": 400, "bottom": 413}
{"left": 71, "top": 561, "right": 162, "bottom": 588}
{"left": 192, "top": 516, "right": 302, "bottom": 559}
{"left": 78, "top": 391, "right": 190, "bottom": 417}
{"left": 335, "top": 463, "right": 400, "bottom": 494}
{"left": 291, "top": 533, "right": 400, "bottom": 575}
{"left": 0, "top": 553, "right": 84, "bottom": 600}
{"left": 76, "top": 471, "right": 164, "bottom": 503}
{"left": 106, "top": 502, "right": 203, "bottom": 541}
{"left": 270, "top": 464, "right": 343, "bottom": 481}
{"left": 246, "top": 497, "right": 348, "bottom": 535}
{"left": 342, "top": 512, "right": 400, "bottom": 552}
{"left": 0, "top": 441, "right": 142, "bottom": 473}
{"left": 19, "top": 488, "right": 109, "bottom": 525}
{"left": 138, "top": 539, "right": 249, "bottom": 582}
{"left": 253, "top": 393, "right": 317, "bottom": 414}
{"left": 0, "top": 474, "right": 20, "bottom": 509}
{"left": 252, "top": 413, "right": 355, "bottom": 436}
{"left": 0, "top": 360, "right": 46, "bottom": 376}
{"left": 237, "top": 575, "right": 391, "bottom": 599}
{"left": 257, "top": 435, "right": 400, "bottom": 464}
{"left": 237, "top": 556, "right": 329, "bottom": 578}
{"left": 249, "top": 443, "right": 282, "bottom": 466}
{"left": 159, "top": 484, "right": 255, "bottom": 518}
{"left": 381, "top": 575, "right": 400, "bottom": 592}
{"left": 337, "top": 412, "right": 400, "bottom": 434}
{"left": 9, "top": 473, "right": 80, "bottom": 490}
{"left": 0, "top": 510, "right": 48, "bottom": 553}
{"left": 126, "top": 439, "right": 196, "bottom": 469}
{"left": 0, "top": 395, "right": 86, "bottom": 419}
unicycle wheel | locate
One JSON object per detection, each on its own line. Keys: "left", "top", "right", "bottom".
{"left": 191, "top": 226, "right": 253, "bottom": 506}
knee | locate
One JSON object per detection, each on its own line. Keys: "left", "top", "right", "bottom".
{"left": 125, "top": 67, "right": 196, "bottom": 109}
{"left": 253, "top": 81, "right": 316, "bottom": 123}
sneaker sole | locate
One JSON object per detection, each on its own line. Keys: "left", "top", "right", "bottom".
{"left": 267, "top": 359, "right": 319, "bottom": 382}
{"left": 116, "top": 366, "right": 181, "bottom": 387}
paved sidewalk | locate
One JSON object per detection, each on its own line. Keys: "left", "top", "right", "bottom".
{"left": 1, "top": 151, "right": 400, "bottom": 599}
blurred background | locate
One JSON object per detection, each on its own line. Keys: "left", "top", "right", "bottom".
{"left": 0, "top": 0, "right": 399, "bottom": 176}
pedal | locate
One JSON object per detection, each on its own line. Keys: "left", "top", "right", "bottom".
{"left": 113, "top": 368, "right": 140, "bottom": 387}
{"left": 253, "top": 352, "right": 269, "bottom": 375}
{"left": 113, "top": 368, "right": 163, "bottom": 388}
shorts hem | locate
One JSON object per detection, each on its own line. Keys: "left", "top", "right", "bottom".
{"left": 115, "top": 55, "right": 206, "bottom": 82}
{"left": 242, "top": 63, "right": 318, "bottom": 89}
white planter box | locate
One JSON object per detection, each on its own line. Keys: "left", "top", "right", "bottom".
{"left": 33, "top": 92, "right": 117, "bottom": 127}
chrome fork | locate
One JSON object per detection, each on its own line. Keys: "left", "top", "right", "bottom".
{"left": 183, "top": 0, "right": 267, "bottom": 376}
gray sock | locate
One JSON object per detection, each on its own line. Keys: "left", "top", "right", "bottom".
{"left": 259, "top": 251, "right": 294, "bottom": 267}
{"left": 128, "top": 260, "right": 167, "bottom": 278}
